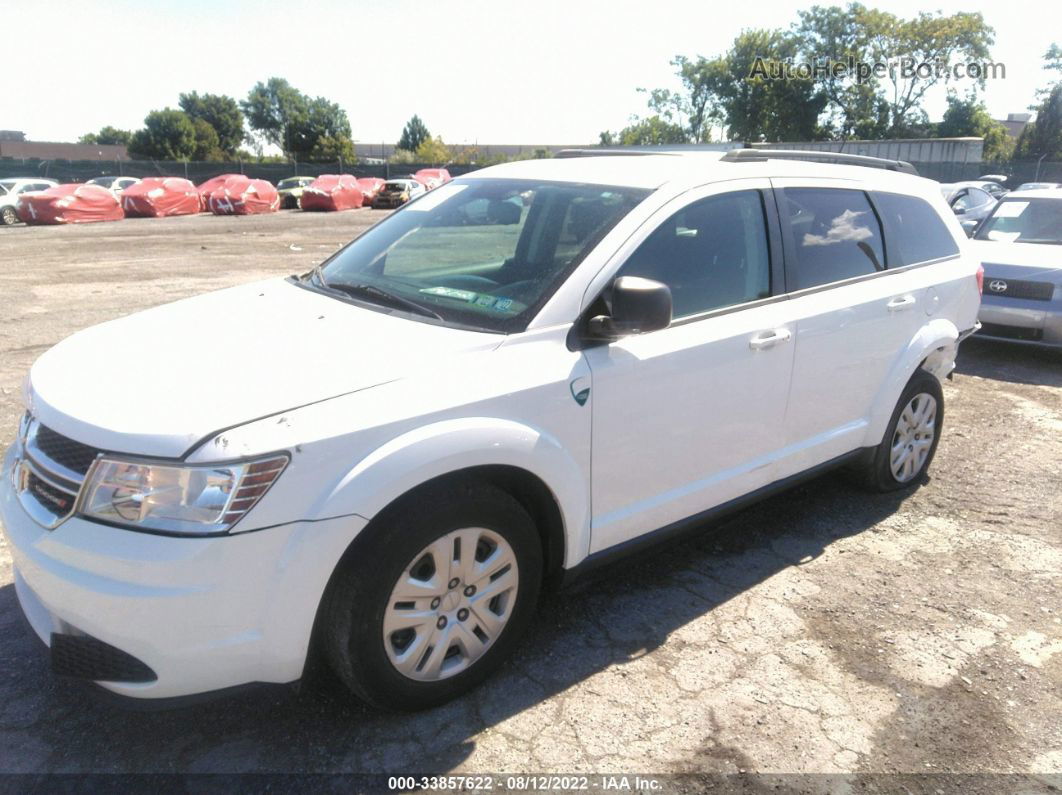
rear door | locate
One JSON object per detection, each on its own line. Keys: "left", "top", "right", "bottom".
{"left": 771, "top": 180, "right": 928, "bottom": 477}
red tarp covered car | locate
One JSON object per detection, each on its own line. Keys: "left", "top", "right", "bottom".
{"left": 300, "top": 174, "right": 364, "bottom": 211}
{"left": 356, "top": 177, "right": 386, "bottom": 206}
{"left": 121, "top": 177, "right": 200, "bottom": 218}
{"left": 414, "top": 168, "right": 452, "bottom": 190}
{"left": 195, "top": 173, "right": 242, "bottom": 211}
{"left": 17, "top": 183, "right": 124, "bottom": 225}
{"left": 206, "top": 175, "right": 279, "bottom": 215}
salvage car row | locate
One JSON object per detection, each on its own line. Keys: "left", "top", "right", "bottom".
{"left": 0, "top": 168, "right": 453, "bottom": 225}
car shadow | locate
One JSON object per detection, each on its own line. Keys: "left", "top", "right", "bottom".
{"left": 0, "top": 473, "right": 909, "bottom": 777}
{"left": 956, "top": 336, "right": 1062, "bottom": 387}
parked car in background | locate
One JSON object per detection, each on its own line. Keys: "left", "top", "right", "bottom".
{"left": 0, "top": 178, "right": 59, "bottom": 225}
{"left": 276, "top": 176, "right": 315, "bottom": 209}
{"left": 121, "top": 177, "right": 201, "bottom": 218}
{"left": 206, "top": 175, "right": 279, "bottom": 215}
{"left": 299, "top": 174, "right": 364, "bottom": 212}
{"left": 971, "top": 188, "right": 1062, "bottom": 347}
{"left": 356, "top": 177, "right": 386, "bottom": 206}
{"left": 16, "top": 183, "right": 124, "bottom": 225}
{"left": 195, "top": 174, "right": 242, "bottom": 211}
{"left": 414, "top": 168, "right": 452, "bottom": 190}
{"left": 1, "top": 150, "right": 981, "bottom": 710}
{"left": 940, "top": 182, "right": 999, "bottom": 235}
{"left": 372, "top": 177, "right": 426, "bottom": 208}
{"left": 87, "top": 176, "right": 141, "bottom": 196}
{"left": 1016, "top": 182, "right": 1062, "bottom": 191}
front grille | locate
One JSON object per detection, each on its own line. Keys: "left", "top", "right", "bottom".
{"left": 34, "top": 423, "right": 99, "bottom": 475}
{"left": 978, "top": 323, "right": 1044, "bottom": 342}
{"left": 983, "top": 276, "right": 1056, "bottom": 301}
{"left": 25, "top": 471, "right": 78, "bottom": 515}
{"left": 15, "top": 415, "right": 100, "bottom": 528}
{"left": 51, "top": 632, "right": 157, "bottom": 683}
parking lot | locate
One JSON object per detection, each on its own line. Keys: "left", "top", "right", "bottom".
{"left": 0, "top": 211, "right": 1059, "bottom": 787}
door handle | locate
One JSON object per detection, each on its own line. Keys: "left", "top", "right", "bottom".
{"left": 887, "top": 294, "right": 916, "bottom": 311}
{"left": 749, "top": 328, "right": 792, "bottom": 350}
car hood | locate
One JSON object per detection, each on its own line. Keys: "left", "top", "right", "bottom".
{"left": 973, "top": 240, "right": 1062, "bottom": 279}
{"left": 28, "top": 278, "right": 501, "bottom": 458}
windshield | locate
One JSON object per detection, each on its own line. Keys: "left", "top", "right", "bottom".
{"left": 975, "top": 198, "right": 1062, "bottom": 244}
{"left": 314, "top": 178, "right": 650, "bottom": 332}
{"left": 88, "top": 177, "right": 117, "bottom": 188}
{"left": 278, "top": 178, "right": 306, "bottom": 189}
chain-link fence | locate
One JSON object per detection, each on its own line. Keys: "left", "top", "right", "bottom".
{"left": 0, "top": 158, "right": 482, "bottom": 184}
{"left": 3, "top": 155, "right": 1060, "bottom": 188}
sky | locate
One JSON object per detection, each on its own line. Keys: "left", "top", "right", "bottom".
{"left": 3, "top": 0, "right": 1061, "bottom": 147}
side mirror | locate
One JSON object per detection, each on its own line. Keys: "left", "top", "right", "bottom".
{"left": 588, "top": 276, "right": 672, "bottom": 339}
{"left": 953, "top": 205, "right": 966, "bottom": 216}
{"left": 961, "top": 219, "right": 979, "bottom": 237}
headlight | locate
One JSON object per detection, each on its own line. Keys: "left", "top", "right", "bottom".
{"left": 80, "top": 454, "right": 288, "bottom": 535}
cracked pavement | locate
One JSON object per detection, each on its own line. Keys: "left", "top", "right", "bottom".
{"left": 0, "top": 212, "right": 1059, "bottom": 787}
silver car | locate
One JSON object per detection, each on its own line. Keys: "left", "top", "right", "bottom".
{"left": 972, "top": 189, "right": 1062, "bottom": 347}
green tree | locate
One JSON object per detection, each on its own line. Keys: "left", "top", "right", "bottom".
{"left": 78, "top": 126, "right": 133, "bottom": 146}
{"left": 794, "top": 4, "right": 994, "bottom": 137}
{"left": 398, "top": 115, "right": 431, "bottom": 152}
{"left": 938, "top": 91, "right": 1012, "bottom": 161}
{"left": 241, "top": 77, "right": 308, "bottom": 154}
{"left": 1016, "top": 84, "right": 1062, "bottom": 161}
{"left": 190, "top": 118, "right": 224, "bottom": 161}
{"left": 286, "top": 96, "right": 355, "bottom": 161}
{"left": 178, "top": 92, "right": 245, "bottom": 155}
{"left": 600, "top": 116, "right": 689, "bottom": 145}
{"left": 128, "top": 109, "right": 197, "bottom": 160}
{"left": 414, "top": 135, "right": 453, "bottom": 164}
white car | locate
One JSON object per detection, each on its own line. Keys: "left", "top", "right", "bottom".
{"left": 971, "top": 188, "right": 1062, "bottom": 346}
{"left": 1, "top": 150, "right": 982, "bottom": 710}
{"left": 0, "top": 178, "right": 58, "bottom": 225}
{"left": 86, "top": 176, "right": 141, "bottom": 196}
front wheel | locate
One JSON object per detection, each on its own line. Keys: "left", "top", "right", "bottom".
{"left": 857, "top": 369, "right": 944, "bottom": 492}
{"left": 1, "top": 206, "right": 19, "bottom": 226}
{"left": 320, "top": 481, "right": 542, "bottom": 711}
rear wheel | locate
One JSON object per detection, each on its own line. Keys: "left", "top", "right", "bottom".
{"left": 320, "top": 480, "right": 542, "bottom": 711}
{"left": 857, "top": 369, "right": 944, "bottom": 492}
{"left": 1, "top": 206, "right": 19, "bottom": 226}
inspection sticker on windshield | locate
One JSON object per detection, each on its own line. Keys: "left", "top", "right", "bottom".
{"left": 994, "top": 201, "right": 1028, "bottom": 218}
{"left": 420, "top": 286, "right": 477, "bottom": 302}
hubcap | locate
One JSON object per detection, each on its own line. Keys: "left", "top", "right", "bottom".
{"left": 890, "top": 392, "right": 937, "bottom": 483}
{"left": 382, "top": 527, "right": 519, "bottom": 681}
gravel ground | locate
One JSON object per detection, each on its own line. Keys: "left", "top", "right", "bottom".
{"left": 0, "top": 211, "right": 1059, "bottom": 790}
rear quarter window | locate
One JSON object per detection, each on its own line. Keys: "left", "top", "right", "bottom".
{"left": 872, "top": 192, "right": 960, "bottom": 266}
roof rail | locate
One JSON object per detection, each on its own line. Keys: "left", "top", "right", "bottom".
{"left": 722, "top": 148, "right": 919, "bottom": 176}
{"left": 555, "top": 148, "right": 677, "bottom": 159}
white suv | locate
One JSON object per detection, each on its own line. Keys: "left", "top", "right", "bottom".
{"left": 1, "top": 151, "right": 982, "bottom": 710}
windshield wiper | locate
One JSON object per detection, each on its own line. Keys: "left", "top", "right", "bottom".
{"left": 306, "top": 267, "right": 443, "bottom": 319}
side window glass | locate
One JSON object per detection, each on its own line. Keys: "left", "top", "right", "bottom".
{"left": 952, "top": 191, "right": 973, "bottom": 211}
{"left": 783, "top": 188, "right": 885, "bottom": 290}
{"left": 872, "top": 192, "right": 959, "bottom": 265}
{"left": 618, "top": 190, "right": 771, "bottom": 319}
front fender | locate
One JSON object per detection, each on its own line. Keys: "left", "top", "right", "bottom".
{"left": 865, "top": 317, "right": 959, "bottom": 446}
{"left": 315, "top": 417, "right": 590, "bottom": 568}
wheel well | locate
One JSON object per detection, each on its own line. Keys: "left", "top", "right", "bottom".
{"left": 370, "top": 465, "right": 567, "bottom": 585}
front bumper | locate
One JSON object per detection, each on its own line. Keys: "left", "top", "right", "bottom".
{"left": 978, "top": 295, "right": 1062, "bottom": 347}
{"left": 1, "top": 444, "right": 366, "bottom": 699}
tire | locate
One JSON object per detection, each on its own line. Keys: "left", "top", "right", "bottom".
{"left": 1, "top": 206, "right": 19, "bottom": 226}
{"left": 320, "top": 480, "right": 543, "bottom": 711}
{"left": 857, "top": 369, "right": 944, "bottom": 492}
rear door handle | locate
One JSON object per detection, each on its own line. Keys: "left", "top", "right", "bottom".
{"left": 887, "top": 294, "right": 916, "bottom": 311}
{"left": 749, "top": 328, "right": 792, "bottom": 350}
